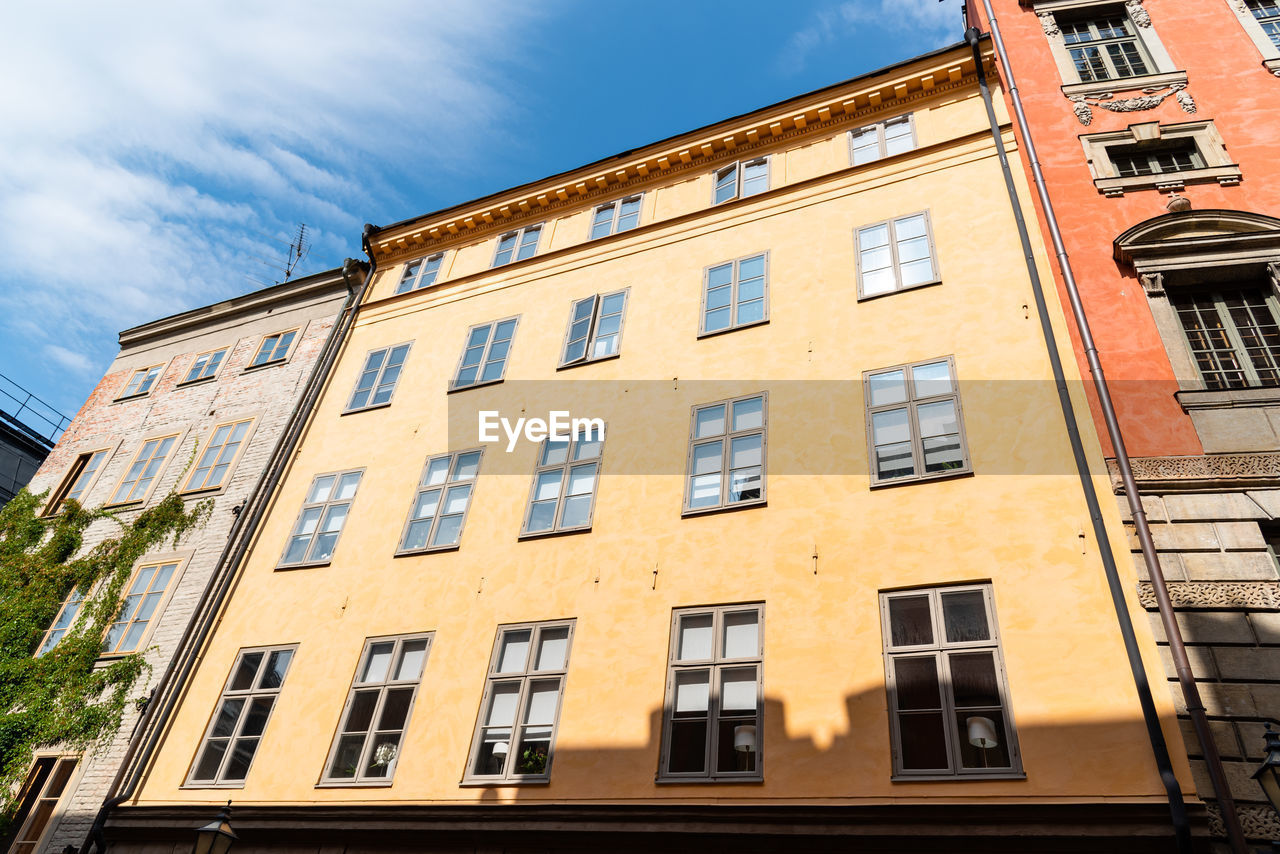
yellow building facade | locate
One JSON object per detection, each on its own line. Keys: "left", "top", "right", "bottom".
{"left": 113, "top": 42, "right": 1204, "bottom": 851}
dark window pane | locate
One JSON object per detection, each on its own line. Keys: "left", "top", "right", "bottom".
{"left": 193, "top": 740, "right": 228, "bottom": 780}
{"left": 345, "top": 690, "right": 379, "bottom": 733}
{"left": 669, "top": 720, "right": 708, "bottom": 773}
{"left": 889, "top": 596, "right": 933, "bottom": 646}
{"left": 898, "top": 712, "right": 949, "bottom": 770}
{"left": 260, "top": 649, "right": 292, "bottom": 689}
{"left": 956, "top": 710, "right": 1012, "bottom": 769}
{"left": 210, "top": 698, "right": 244, "bottom": 738}
{"left": 894, "top": 656, "right": 942, "bottom": 710}
{"left": 230, "top": 653, "right": 262, "bottom": 691}
{"left": 950, "top": 652, "right": 1001, "bottom": 708}
{"left": 240, "top": 697, "right": 274, "bottom": 737}
{"left": 378, "top": 688, "right": 414, "bottom": 731}
{"left": 222, "top": 737, "right": 259, "bottom": 780}
{"left": 328, "top": 733, "right": 365, "bottom": 778}
{"left": 941, "top": 591, "right": 989, "bottom": 642}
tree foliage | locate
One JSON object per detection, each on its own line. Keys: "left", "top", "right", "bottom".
{"left": 0, "top": 488, "right": 209, "bottom": 832}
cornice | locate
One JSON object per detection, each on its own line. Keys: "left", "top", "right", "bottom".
{"left": 370, "top": 47, "right": 987, "bottom": 265}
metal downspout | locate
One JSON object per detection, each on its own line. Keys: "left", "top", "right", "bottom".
{"left": 79, "top": 241, "right": 375, "bottom": 854}
{"left": 973, "top": 5, "right": 1249, "bottom": 852}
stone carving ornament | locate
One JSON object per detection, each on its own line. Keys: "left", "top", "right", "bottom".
{"left": 1136, "top": 581, "right": 1280, "bottom": 610}
{"left": 1069, "top": 84, "right": 1196, "bottom": 125}
{"left": 1125, "top": 0, "right": 1152, "bottom": 27}
{"left": 1037, "top": 10, "right": 1060, "bottom": 36}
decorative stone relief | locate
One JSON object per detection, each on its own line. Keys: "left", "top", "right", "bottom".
{"left": 1069, "top": 84, "right": 1196, "bottom": 125}
{"left": 1269, "top": 261, "right": 1280, "bottom": 297}
{"left": 1208, "top": 803, "right": 1280, "bottom": 841}
{"left": 1140, "top": 272, "right": 1165, "bottom": 295}
{"left": 1230, "top": 0, "right": 1250, "bottom": 14}
{"left": 1110, "top": 452, "right": 1280, "bottom": 489}
{"left": 1126, "top": 0, "right": 1152, "bottom": 27}
{"left": 1136, "top": 581, "right": 1280, "bottom": 610}
{"left": 1037, "top": 10, "right": 1060, "bottom": 37}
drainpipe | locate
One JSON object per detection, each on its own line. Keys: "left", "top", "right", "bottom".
{"left": 970, "top": 7, "right": 1248, "bottom": 853}
{"left": 79, "top": 237, "right": 375, "bottom": 854}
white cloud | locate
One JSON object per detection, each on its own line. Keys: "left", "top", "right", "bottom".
{"left": 0, "top": 1, "right": 542, "bottom": 413}
{"left": 781, "top": 0, "right": 965, "bottom": 72}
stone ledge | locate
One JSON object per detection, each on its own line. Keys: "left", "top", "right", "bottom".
{"left": 1137, "top": 581, "right": 1280, "bottom": 610}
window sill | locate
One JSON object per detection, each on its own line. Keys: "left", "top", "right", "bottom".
{"left": 655, "top": 775, "right": 764, "bottom": 785}
{"left": 341, "top": 401, "right": 393, "bottom": 416}
{"left": 179, "top": 485, "right": 227, "bottom": 499}
{"left": 316, "top": 779, "right": 395, "bottom": 788}
{"left": 891, "top": 771, "right": 1026, "bottom": 782}
{"left": 447, "top": 377, "right": 506, "bottom": 394}
{"left": 394, "top": 544, "right": 461, "bottom": 558}
{"left": 274, "top": 559, "right": 332, "bottom": 572}
{"left": 174, "top": 375, "right": 218, "bottom": 389}
{"left": 682, "top": 498, "right": 767, "bottom": 518}
{"left": 697, "top": 319, "right": 769, "bottom": 340}
{"left": 180, "top": 781, "right": 246, "bottom": 790}
{"left": 1266, "top": 58, "right": 1280, "bottom": 77}
{"left": 458, "top": 777, "right": 550, "bottom": 787}
{"left": 1060, "top": 69, "right": 1187, "bottom": 100}
{"left": 112, "top": 392, "right": 153, "bottom": 404}
{"left": 1094, "top": 164, "right": 1242, "bottom": 197}
{"left": 869, "top": 468, "right": 973, "bottom": 490}
{"left": 518, "top": 525, "right": 592, "bottom": 541}
{"left": 556, "top": 352, "right": 622, "bottom": 371}
{"left": 857, "top": 279, "right": 942, "bottom": 303}
{"left": 1176, "top": 385, "right": 1280, "bottom": 412}
{"left": 242, "top": 359, "right": 287, "bottom": 373}
{"left": 102, "top": 500, "right": 144, "bottom": 511}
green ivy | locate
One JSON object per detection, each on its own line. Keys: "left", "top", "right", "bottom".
{"left": 0, "top": 488, "right": 210, "bottom": 835}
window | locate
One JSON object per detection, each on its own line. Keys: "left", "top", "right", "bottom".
{"left": 6, "top": 756, "right": 78, "bottom": 854}
{"left": 108, "top": 434, "right": 178, "bottom": 505}
{"left": 346, "top": 343, "right": 411, "bottom": 411}
{"left": 492, "top": 225, "right": 542, "bottom": 267}
{"left": 660, "top": 604, "right": 763, "bottom": 781}
{"left": 701, "top": 253, "right": 767, "bottom": 335}
{"left": 44, "top": 449, "right": 108, "bottom": 514}
{"left": 118, "top": 365, "right": 162, "bottom": 399}
{"left": 856, "top": 212, "right": 938, "bottom": 299}
{"left": 866, "top": 358, "right": 969, "bottom": 485}
{"left": 188, "top": 646, "right": 295, "bottom": 786}
{"left": 561, "top": 290, "right": 627, "bottom": 366}
{"left": 323, "top": 634, "right": 431, "bottom": 784}
{"left": 465, "top": 620, "right": 574, "bottom": 783}
{"left": 590, "top": 195, "right": 642, "bottom": 239}
{"left": 1248, "top": 0, "right": 1280, "bottom": 47}
{"left": 1109, "top": 140, "right": 1205, "bottom": 177}
{"left": 1172, "top": 287, "right": 1280, "bottom": 389}
{"left": 1060, "top": 11, "right": 1151, "bottom": 81}
{"left": 521, "top": 431, "right": 603, "bottom": 536}
{"left": 685, "top": 393, "right": 766, "bottom": 513}
{"left": 280, "top": 470, "right": 362, "bottom": 566}
{"left": 1080, "top": 121, "right": 1239, "bottom": 195}
{"left": 398, "top": 450, "right": 481, "bottom": 553}
{"left": 183, "top": 419, "right": 252, "bottom": 493}
{"left": 249, "top": 330, "right": 297, "bottom": 368}
{"left": 713, "top": 158, "right": 769, "bottom": 205}
{"left": 104, "top": 560, "right": 178, "bottom": 654}
{"left": 183, "top": 348, "right": 228, "bottom": 384}
{"left": 880, "top": 584, "right": 1021, "bottom": 778}
{"left": 36, "top": 590, "right": 83, "bottom": 657}
{"left": 396, "top": 253, "right": 445, "bottom": 294}
{"left": 849, "top": 115, "right": 916, "bottom": 165}
{"left": 451, "top": 318, "right": 518, "bottom": 390}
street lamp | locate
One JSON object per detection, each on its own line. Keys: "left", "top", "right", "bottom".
{"left": 193, "top": 802, "right": 237, "bottom": 854}
{"left": 1255, "top": 725, "right": 1280, "bottom": 818}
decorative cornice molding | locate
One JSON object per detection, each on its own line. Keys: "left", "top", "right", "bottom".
{"left": 1109, "top": 451, "right": 1280, "bottom": 492}
{"left": 1136, "top": 581, "right": 1280, "bottom": 611}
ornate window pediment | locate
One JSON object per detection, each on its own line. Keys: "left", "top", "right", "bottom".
{"left": 1115, "top": 210, "right": 1280, "bottom": 272}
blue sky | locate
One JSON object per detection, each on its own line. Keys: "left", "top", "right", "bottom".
{"left": 0, "top": 0, "right": 964, "bottom": 426}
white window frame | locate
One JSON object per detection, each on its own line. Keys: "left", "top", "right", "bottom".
{"left": 278, "top": 469, "right": 364, "bottom": 567}
{"left": 855, "top": 211, "right": 941, "bottom": 300}
{"left": 712, "top": 157, "right": 770, "bottom": 205}
{"left": 559, "top": 289, "right": 629, "bottom": 367}
{"left": 345, "top": 342, "right": 412, "bottom": 413}
{"left": 180, "top": 347, "right": 229, "bottom": 385}
{"left": 699, "top": 252, "right": 769, "bottom": 337}
{"left": 1034, "top": 0, "right": 1181, "bottom": 97}
{"left": 1080, "top": 120, "right": 1240, "bottom": 196}
{"left": 589, "top": 194, "right": 643, "bottom": 240}
{"left": 396, "top": 252, "right": 447, "bottom": 294}
{"left": 1226, "top": 0, "right": 1280, "bottom": 75}
{"left": 683, "top": 392, "right": 768, "bottom": 515}
{"left": 450, "top": 317, "right": 519, "bottom": 391}
{"left": 520, "top": 430, "right": 604, "bottom": 538}
{"left": 848, "top": 114, "right": 917, "bottom": 165}
{"left": 35, "top": 589, "right": 85, "bottom": 657}
{"left": 396, "top": 450, "right": 483, "bottom": 554}
{"left": 865, "top": 356, "right": 971, "bottom": 487}
{"left": 492, "top": 224, "right": 543, "bottom": 268}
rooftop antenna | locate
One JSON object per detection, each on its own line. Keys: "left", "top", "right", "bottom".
{"left": 282, "top": 223, "right": 310, "bottom": 282}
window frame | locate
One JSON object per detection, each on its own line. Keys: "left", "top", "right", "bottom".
{"left": 277, "top": 468, "right": 364, "bottom": 569}
{"left": 115, "top": 363, "right": 165, "bottom": 401}
{"left": 179, "top": 347, "right": 230, "bottom": 386}
{"left": 1034, "top": 0, "right": 1181, "bottom": 95}
{"left": 1228, "top": 0, "right": 1280, "bottom": 73}
{"left": 1171, "top": 286, "right": 1280, "bottom": 390}
{"left": 105, "top": 431, "right": 184, "bottom": 508}
{"left": 449, "top": 316, "right": 520, "bottom": 392}
{"left": 319, "top": 632, "right": 434, "bottom": 787}
{"left": 42, "top": 446, "right": 113, "bottom": 516}
{"left": 712, "top": 157, "right": 770, "bottom": 206}
{"left": 35, "top": 588, "right": 85, "bottom": 657}
{"left": 461, "top": 619, "right": 576, "bottom": 785}
{"left": 245, "top": 328, "right": 300, "bottom": 371}
{"left": 344, "top": 342, "right": 413, "bottom": 413}
{"left": 395, "top": 252, "right": 447, "bottom": 294}
{"left": 519, "top": 429, "right": 605, "bottom": 538}
{"left": 879, "top": 583, "right": 1023, "bottom": 781}
{"left": 682, "top": 392, "right": 768, "bottom": 516}
{"left": 658, "top": 603, "right": 765, "bottom": 783}
{"left": 395, "top": 450, "right": 484, "bottom": 556}
{"left": 102, "top": 556, "right": 185, "bottom": 656}
{"left": 848, "top": 114, "right": 917, "bottom": 165}
{"left": 181, "top": 417, "right": 256, "bottom": 495}
{"left": 589, "top": 194, "right": 643, "bottom": 240}
{"left": 698, "top": 252, "right": 770, "bottom": 337}
{"left": 1080, "top": 120, "right": 1240, "bottom": 196}
{"left": 491, "top": 224, "right": 544, "bottom": 268}
{"left": 558, "top": 289, "right": 629, "bottom": 368}
{"left": 184, "top": 644, "right": 297, "bottom": 788}
{"left": 854, "top": 211, "right": 941, "bottom": 301}
{"left": 864, "top": 356, "right": 972, "bottom": 487}
{"left": 4, "top": 754, "right": 80, "bottom": 854}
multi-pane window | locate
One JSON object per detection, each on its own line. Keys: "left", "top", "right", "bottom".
{"left": 1109, "top": 141, "right": 1205, "bottom": 177}
{"left": 281, "top": 470, "right": 362, "bottom": 566}
{"left": 590, "top": 195, "right": 642, "bottom": 239}
{"left": 104, "top": 561, "right": 177, "bottom": 654}
{"left": 522, "top": 432, "right": 603, "bottom": 536}
{"left": 108, "top": 435, "right": 178, "bottom": 505}
{"left": 7, "top": 756, "right": 78, "bottom": 854}
{"left": 45, "top": 449, "right": 108, "bottom": 514}
{"left": 492, "top": 225, "right": 542, "bottom": 267}
{"left": 880, "top": 584, "right": 1020, "bottom": 777}
{"left": 465, "top": 620, "right": 574, "bottom": 783}
{"left": 183, "top": 419, "right": 251, "bottom": 493}
{"left": 1173, "top": 287, "right": 1280, "bottom": 389}
{"left": 396, "top": 253, "right": 445, "bottom": 294}
{"left": 183, "top": 348, "right": 228, "bottom": 383}
{"left": 399, "top": 450, "right": 481, "bottom": 553}
{"left": 36, "top": 591, "right": 84, "bottom": 657}
{"left": 346, "top": 343, "right": 411, "bottom": 411}
{"left": 250, "top": 330, "right": 297, "bottom": 368}
{"left": 660, "top": 604, "right": 763, "bottom": 781}
{"left": 702, "top": 253, "right": 767, "bottom": 335}
{"left": 1249, "top": 0, "right": 1280, "bottom": 47}
{"left": 561, "top": 290, "right": 627, "bottom": 366}
{"left": 1060, "top": 13, "right": 1151, "bottom": 82}
{"left": 323, "top": 634, "right": 431, "bottom": 784}
{"left": 866, "top": 358, "right": 968, "bottom": 484}
{"left": 451, "top": 318, "right": 518, "bottom": 389}
{"left": 119, "top": 365, "right": 162, "bottom": 399}
{"left": 856, "top": 212, "right": 938, "bottom": 298}
{"left": 685, "top": 393, "right": 766, "bottom": 513}
{"left": 713, "top": 158, "right": 769, "bottom": 205}
{"left": 188, "top": 646, "right": 295, "bottom": 785}
{"left": 849, "top": 115, "right": 916, "bottom": 165}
